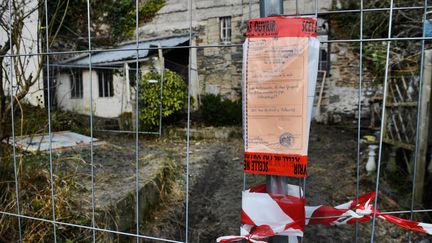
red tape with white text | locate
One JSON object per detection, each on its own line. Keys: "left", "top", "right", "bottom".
{"left": 218, "top": 184, "right": 305, "bottom": 243}
{"left": 217, "top": 185, "right": 432, "bottom": 242}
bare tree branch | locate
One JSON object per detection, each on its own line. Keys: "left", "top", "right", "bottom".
{"left": 0, "top": 0, "right": 46, "bottom": 140}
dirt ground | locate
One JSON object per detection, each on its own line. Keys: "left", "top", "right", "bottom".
{"left": 27, "top": 122, "right": 429, "bottom": 242}
{"left": 141, "top": 123, "right": 431, "bottom": 243}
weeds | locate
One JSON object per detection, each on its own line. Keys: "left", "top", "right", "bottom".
{"left": 0, "top": 149, "right": 94, "bottom": 242}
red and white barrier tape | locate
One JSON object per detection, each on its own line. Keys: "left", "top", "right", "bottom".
{"left": 217, "top": 185, "right": 432, "bottom": 242}
{"left": 218, "top": 184, "right": 305, "bottom": 243}
{"left": 307, "top": 191, "right": 432, "bottom": 235}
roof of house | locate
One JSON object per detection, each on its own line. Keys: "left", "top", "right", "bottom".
{"left": 61, "top": 34, "right": 189, "bottom": 67}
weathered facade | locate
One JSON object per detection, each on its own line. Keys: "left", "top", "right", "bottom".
{"left": 55, "top": 35, "right": 189, "bottom": 118}
{"left": 320, "top": 43, "right": 376, "bottom": 119}
{"left": 56, "top": 69, "right": 133, "bottom": 118}
{"left": 139, "top": 0, "right": 332, "bottom": 102}
{"left": 54, "top": 0, "right": 377, "bottom": 120}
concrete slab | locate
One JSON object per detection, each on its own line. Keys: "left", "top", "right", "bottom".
{"left": 10, "top": 131, "right": 103, "bottom": 152}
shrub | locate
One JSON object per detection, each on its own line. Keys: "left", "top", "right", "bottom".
{"left": 199, "top": 94, "right": 242, "bottom": 126}
{"left": 9, "top": 103, "right": 88, "bottom": 137}
{"left": 139, "top": 70, "right": 188, "bottom": 129}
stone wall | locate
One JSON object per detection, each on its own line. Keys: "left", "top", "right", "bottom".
{"left": 138, "top": 0, "right": 377, "bottom": 120}
{"left": 139, "top": 0, "right": 332, "bottom": 102}
{"left": 319, "top": 43, "right": 376, "bottom": 119}
{"left": 195, "top": 17, "right": 244, "bottom": 100}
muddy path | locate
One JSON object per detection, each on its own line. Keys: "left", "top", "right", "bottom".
{"left": 144, "top": 123, "right": 429, "bottom": 242}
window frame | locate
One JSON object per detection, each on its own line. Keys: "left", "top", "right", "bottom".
{"left": 97, "top": 69, "right": 114, "bottom": 98}
{"left": 70, "top": 69, "right": 83, "bottom": 99}
{"left": 220, "top": 16, "right": 232, "bottom": 44}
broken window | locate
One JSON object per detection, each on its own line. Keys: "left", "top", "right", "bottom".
{"left": 70, "top": 69, "right": 83, "bottom": 99}
{"left": 220, "top": 16, "right": 232, "bottom": 44}
{"left": 98, "top": 69, "right": 114, "bottom": 97}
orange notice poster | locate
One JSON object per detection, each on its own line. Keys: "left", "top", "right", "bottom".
{"left": 243, "top": 17, "right": 317, "bottom": 178}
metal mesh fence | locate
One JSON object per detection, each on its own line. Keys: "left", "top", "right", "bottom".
{"left": 1, "top": 0, "right": 432, "bottom": 242}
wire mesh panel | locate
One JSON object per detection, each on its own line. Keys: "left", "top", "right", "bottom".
{"left": 1, "top": 0, "right": 432, "bottom": 242}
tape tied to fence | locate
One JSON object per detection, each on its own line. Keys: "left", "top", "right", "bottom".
{"left": 217, "top": 184, "right": 432, "bottom": 243}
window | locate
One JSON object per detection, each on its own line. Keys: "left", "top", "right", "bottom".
{"left": 220, "top": 16, "right": 231, "bottom": 44}
{"left": 97, "top": 70, "right": 114, "bottom": 97}
{"left": 128, "top": 68, "right": 138, "bottom": 87}
{"left": 319, "top": 48, "right": 329, "bottom": 72}
{"left": 70, "top": 69, "right": 83, "bottom": 98}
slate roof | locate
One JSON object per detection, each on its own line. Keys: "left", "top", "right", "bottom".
{"left": 62, "top": 34, "right": 189, "bottom": 66}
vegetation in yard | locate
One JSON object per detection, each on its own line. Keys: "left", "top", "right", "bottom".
{"left": 139, "top": 70, "right": 188, "bottom": 129}
{"left": 0, "top": 101, "right": 95, "bottom": 241}
{"left": 199, "top": 94, "right": 242, "bottom": 126}
{"left": 0, "top": 150, "right": 94, "bottom": 242}
{"left": 9, "top": 104, "right": 89, "bottom": 139}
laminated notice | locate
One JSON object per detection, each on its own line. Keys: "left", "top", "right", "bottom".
{"left": 243, "top": 17, "right": 319, "bottom": 177}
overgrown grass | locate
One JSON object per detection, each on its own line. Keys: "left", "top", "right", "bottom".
{"left": 12, "top": 104, "right": 90, "bottom": 138}
{"left": 0, "top": 149, "right": 95, "bottom": 242}
{"left": 0, "top": 103, "right": 97, "bottom": 241}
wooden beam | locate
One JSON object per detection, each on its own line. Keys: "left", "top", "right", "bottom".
{"left": 383, "top": 138, "right": 415, "bottom": 151}
{"left": 385, "top": 102, "right": 418, "bottom": 107}
{"left": 314, "top": 70, "right": 327, "bottom": 121}
{"left": 415, "top": 49, "right": 432, "bottom": 204}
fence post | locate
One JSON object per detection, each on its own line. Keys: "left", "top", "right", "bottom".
{"left": 157, "top": 44, "right": 165, "bottom": 138}
{"left": 259, "top": 0, "right": 283, "bottom": 18}
{"left": 415, "top": 49, "right": 432, "bottom": 204}
{"left": 258, "top": 1, "right": 298, "bottom": 242}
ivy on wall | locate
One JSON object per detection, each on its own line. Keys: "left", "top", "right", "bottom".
{"left": 46, "top": 0, "right": 165, "bottom": 48}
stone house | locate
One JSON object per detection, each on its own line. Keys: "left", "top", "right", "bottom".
{"left": 139, "top": 0, "right": 333, "bottom": 102}
{"left": 140, "top": 0, "right": 387, "bottom": 120}
{"left": 54, "top": 0, "right": 377, "bottom": 120}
